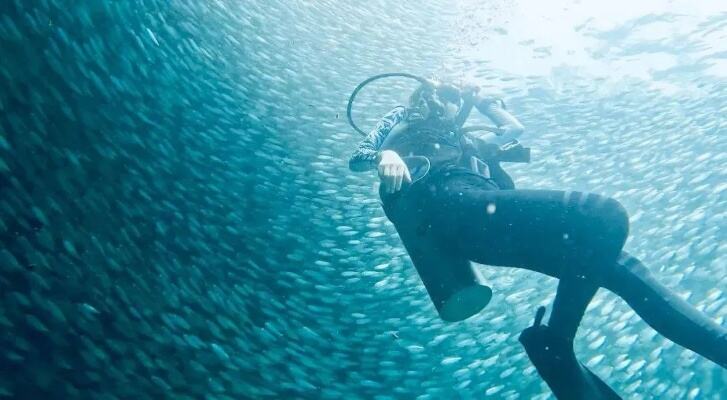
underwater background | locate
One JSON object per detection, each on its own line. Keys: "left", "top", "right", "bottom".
{"left": 0, "top": 0, "right": 725, "bottom": 398}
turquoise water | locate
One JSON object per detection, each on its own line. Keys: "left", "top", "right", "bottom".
{"left": 0, "top": 0, "right": 724, "bottom": 398}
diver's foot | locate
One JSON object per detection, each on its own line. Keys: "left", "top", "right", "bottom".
{"left": 519, "top": 306, "right": 622, "bottom": 400}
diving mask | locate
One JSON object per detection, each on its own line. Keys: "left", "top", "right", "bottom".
{"left": 410, "top": 83, "right": 463, "bottom": 121}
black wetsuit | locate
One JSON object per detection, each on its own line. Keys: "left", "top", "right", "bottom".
{"left": 378, "top": 119, "right": 727, "bottom": 370}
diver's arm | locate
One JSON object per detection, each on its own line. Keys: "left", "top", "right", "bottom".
{"left": 454, "top": 85, "right": 480, "bottom": 127}
{"left": 348, "top": 106, "right": 408, "bottom": 172}
{"left": 466, "top": 95, "right": 525, "bottom": 172}
{"left": 474, "top": 95, "right": 524, "bottom": 143}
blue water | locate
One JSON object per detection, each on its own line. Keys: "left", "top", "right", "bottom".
{"left": 0, "top": 0, "right": 724, "bottom": 398}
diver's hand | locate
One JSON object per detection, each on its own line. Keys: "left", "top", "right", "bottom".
{"left": 460, "top": 83, "right": 480, "bottom": 102}
{"left": 377, "top": 150, "right": 411, "bottom": 194}
{"left": 496, "top": 125, "right": 523, "bottom": 137}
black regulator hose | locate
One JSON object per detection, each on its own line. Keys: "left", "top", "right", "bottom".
{"left": 347, "top": 72, "right": 430, "bottom": 136}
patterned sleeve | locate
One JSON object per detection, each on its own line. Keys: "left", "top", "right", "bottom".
{"left": 348, "top": 106, "right": 408, "bottom": 172}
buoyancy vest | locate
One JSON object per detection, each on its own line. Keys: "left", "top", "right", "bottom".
{"left": 380, "top": 119, "right": 468, "bottom": 172}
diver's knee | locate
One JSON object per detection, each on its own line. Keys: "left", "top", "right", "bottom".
{"left": 601, "top": 197, "right": 629, "bottom": 239}
{"left": 583, "top": 195, "right": 629, "bottom": 257}
{"left": 568, "top": 192, "right": 629, "bottom": 230}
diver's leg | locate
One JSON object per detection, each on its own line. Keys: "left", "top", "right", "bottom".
{"left": 530, "top": 277, "right": 625, "bottom": 400}
{"left": 549, "top": 276, "right": 599, "bottom": 340}
{"left": 380, "top": 187, "right": 491, "bottom": 322}
{"left": 429, "top": 176, "right": 629, "bottom": 278}
{"left": 434, "top": 181, "right": 617, "bottom": 336}
{"left": 436, "top": 177, "right": 727, "bottom": 368}
{"left": 602, "top": 251, "right": 727, "bottom": 369}
{"left": 427, "top": 174, "right": 631, "bottom": 337}
{"left": 520, "top": 307, "right": 623, "bottom": 400}
{"left": 425, "top": 175, "right": 628, "bottom": 397}
{"left": 526, "top": 274, "right": 622, "bottom": 400}
{"left": 400, "top": 225, "right": 492, "bottom": 322}
{"left": 433, "top": 173, "right": 727, "bottom": 367}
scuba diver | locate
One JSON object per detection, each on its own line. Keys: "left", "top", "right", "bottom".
{"left": 346, "top": 73, "right": 727, "bottom": 399}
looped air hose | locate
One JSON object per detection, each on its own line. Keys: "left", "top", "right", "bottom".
{"left": 347, "top": 72, "right": 430, "bottom": 137}
{"left": 347, "top": 73, "right": 531, "bottom": 164}
{"left": 348, "top": 73, "right": 505, "bottom": 137}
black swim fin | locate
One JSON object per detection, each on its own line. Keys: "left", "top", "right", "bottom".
{"left": 519, "top": 306, "right": 622, "bottom": 400}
